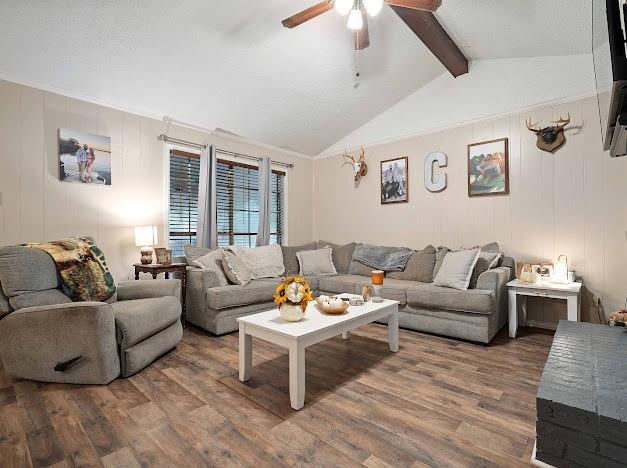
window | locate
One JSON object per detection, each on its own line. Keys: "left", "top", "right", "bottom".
{"left": 168, "top": 150, "right": 200, "bottom": 256}
{"left": 216, "top": 159, "right": 285, "bottom": 247}
{"left": 167, "top": 149, "right": 285, "bottom": 256}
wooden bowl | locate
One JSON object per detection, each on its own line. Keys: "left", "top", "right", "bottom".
{"left": 316, "top": 297, "right": 349, "bottom": 314}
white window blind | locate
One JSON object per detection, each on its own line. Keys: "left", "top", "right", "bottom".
{"left": 167, "top": 150, "right": 285, "bottom": 256}
{"left": 168, "top": 150, "right": 200, "bottom": 256}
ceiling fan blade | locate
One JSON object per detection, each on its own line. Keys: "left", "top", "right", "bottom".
{"left": 390, "top": 6, "right": 467, "bottom": 77}
{"left": 282, "top": 1, "right": 333, "bottom": 29}
{"left": 384, "top": 0, "right": 442, "bottom": 12}
{"left": 354, "top": 13, "right": 370, "bottom": 50}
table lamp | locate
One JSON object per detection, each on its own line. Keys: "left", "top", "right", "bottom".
{"left": 135, "top": 226, "right": 158, "bottom": 265}
{"left": 371, "top": 270, "right": 384, "bottom": 303}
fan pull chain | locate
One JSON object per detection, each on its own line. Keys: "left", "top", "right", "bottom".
{"left": 354, "top": 49, "right": 361, "bottom": 88}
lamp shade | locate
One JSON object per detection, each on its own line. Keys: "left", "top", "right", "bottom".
{"left": 135, "top": 226, "right": 158, "bottom": 247}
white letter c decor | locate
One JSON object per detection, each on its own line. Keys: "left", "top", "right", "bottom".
{"left": 424, "top": 151, "right": 448, "bottom": 192}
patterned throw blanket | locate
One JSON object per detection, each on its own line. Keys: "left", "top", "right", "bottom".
{"left": 26, "top": 237, "right": 116, "bottom": 302}
{"left": 352, "top": 244, "right": 416, "bottom": 272}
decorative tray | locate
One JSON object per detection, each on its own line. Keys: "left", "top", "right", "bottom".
{"left": 315, "top": 297, "right": 349, "bottom": 314}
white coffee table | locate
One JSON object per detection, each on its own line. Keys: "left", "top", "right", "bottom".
{"left": 237, "top": 293, "right": 399, "bottom": 410}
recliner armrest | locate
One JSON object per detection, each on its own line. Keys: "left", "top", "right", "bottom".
{"left": 0, "top": 302, "right": 120, "bottom": 384}
{"left": 117, "top": 279, "right": 181, "bottom": 302}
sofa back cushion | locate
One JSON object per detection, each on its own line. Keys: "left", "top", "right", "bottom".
{"left": 317, "top": 241, "right": 356, "bottom": 274}
{"left": 282, "top": 242, "right": 317, "bottom": 275}
{"left": 227, "top": 244, "right": 285, "bottom": 279}
{"left": 469, "top": 252, "right": 502, "bottom": 289}
{"left": 0, "top": 246, "right": 60, "bottom": 297}
{"left": 9, "top": 289, "right": 73, "bottom": 311}
{"left": 349, "top": 260, "right": 374, "bottom": 277}
{"left": 387, "top": 245, "right": 436, "bottom": 283}
{"left": 184, "top": 245, "right": 212, "bottom": 264}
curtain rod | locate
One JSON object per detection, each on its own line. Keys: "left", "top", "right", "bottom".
{"left": 157, "top": 134, "right": 294, "bottom": 169}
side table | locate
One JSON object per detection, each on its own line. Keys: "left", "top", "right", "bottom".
{"left": 134, "top": 263, "right": 187, "bottom": 327}
{"left": 507, "top": 279, "right": 582, "bottom": 338}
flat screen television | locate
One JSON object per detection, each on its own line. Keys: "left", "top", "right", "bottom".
{"left": 594, "top": 0, "right": 627, "bottom": 156}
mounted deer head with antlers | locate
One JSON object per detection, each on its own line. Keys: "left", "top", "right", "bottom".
{"left": 526, "top": 113, "right": 571, "bottom": 153}
{"left": 343, "top": 147, "right": 368, "bottom": 183}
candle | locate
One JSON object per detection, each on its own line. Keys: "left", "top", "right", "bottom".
{"left": 371, "top": 270, "right": 384, "bottom": 285}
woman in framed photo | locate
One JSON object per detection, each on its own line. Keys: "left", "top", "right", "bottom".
{"left": 381, "top": 156, "right": 408, "bottom": 204}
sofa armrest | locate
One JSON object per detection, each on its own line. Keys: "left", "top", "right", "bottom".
{"left": 185, "top": 269, "right": 220, "bottom": 326}
{"left": 117, "top": 279, "right": 181, "bottom": 302}
{"left": 476, "top": 267, "right": 511, "bottom": 292}
{"left": 0, "top": 302, "right": 120, "bottom": 384}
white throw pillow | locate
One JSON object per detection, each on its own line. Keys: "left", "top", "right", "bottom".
{"left": 297, "top": 248, "right": 337, "bottom": 276}
{"left": 190, "top": 249, "right": 228, "bottom": 286}
{"left": 221, "top": 250, "right": 252, "bottom": 286}
{"left": 227, "top": 244, "right": 285, "bottom": 279}
{"left": 433, "top": 248, "right": 481, "bottom": 290}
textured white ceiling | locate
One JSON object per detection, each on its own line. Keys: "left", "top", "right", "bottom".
{"left": 0, "top": 0, "right": 592, "bottom": 155}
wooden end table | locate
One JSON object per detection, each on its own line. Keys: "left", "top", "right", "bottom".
{"left": 507, "top": 279, "right": 582, "bottom": 338}
{"left": 134, "top": 263, "right": 187, "bottom": 327}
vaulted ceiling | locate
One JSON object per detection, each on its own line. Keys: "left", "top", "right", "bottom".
{"left": 0, "top": 0, "right": 592, "bottom": 155}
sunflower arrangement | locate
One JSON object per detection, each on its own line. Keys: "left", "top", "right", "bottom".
{"left": 274, "top": 276, "right": 313, "bottom": 311}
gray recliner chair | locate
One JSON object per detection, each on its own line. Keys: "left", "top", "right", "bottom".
{"left": 0, "top": 245, "right": 183, "bottom": 384}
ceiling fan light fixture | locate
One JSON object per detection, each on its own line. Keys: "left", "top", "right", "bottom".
{"left": 347, "top": 8, "right": 363, "bottom": 30}
{"left": 334, "top": 0, "right": 354, "bottom": 16}
{"left": 363, "top": 0, "right": 383, "bottom": 16}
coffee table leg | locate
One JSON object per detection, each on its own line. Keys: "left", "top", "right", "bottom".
{"left": 239, "top": 325, "right": 252, "bottom": 382}
{"left": 289, "top": 342, "right": 305, "bottom": 410}
{"left": 388, "top": 308, "right": 399, "bottom": 352}
{"left": 342, "top": 331, "right": 350, "bottom": 340}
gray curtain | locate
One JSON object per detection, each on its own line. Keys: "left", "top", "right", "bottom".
{"left": 196, "top": 145, "right": 218, "bottom": 249}
{"left": 256, "top": 156, "right": 272, "bottom": 246}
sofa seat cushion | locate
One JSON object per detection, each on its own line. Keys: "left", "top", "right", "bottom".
{"left": 406, "top": 284, "right": 495, "bottom": 315}
{"left": 112, "top": 296, "right": 181, "bottom": 348}
{"left": 375, "top": 278, "right": 428, "bottom": 305}
{"left": 318, "top": 275, "right": 370, "bottom": 295}
{"left": 9, "top": 289, "right": 72, "bottom": 311}
{"left": 206, "top": 279, "right": 279, "bottom": 310}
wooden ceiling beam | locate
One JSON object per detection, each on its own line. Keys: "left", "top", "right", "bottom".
{"left": 390, "top": 6, "right": 468, "bottom": 77}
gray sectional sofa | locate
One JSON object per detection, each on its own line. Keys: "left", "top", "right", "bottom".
{"left": 184, "top": 241, "right": 514, "bottom": 344}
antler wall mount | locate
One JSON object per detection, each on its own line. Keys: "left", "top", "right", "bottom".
{"left": 343, "top": 147, "right": 368, "bottom": 183}
{"left": 526, "top": 114, "right": 571, "bottom": 153}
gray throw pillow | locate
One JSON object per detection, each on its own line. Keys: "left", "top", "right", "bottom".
{"left": 297, "top": 248, "right": 337, "bottom": 276}
{"left": 191, "top": 249, "right": 229, "bottom": 286}
{"left": 9, "top": 289, "right": 73, "bottom": 311}
{"left": 349, "top": 260, "right": 374, "bottom": 277}
{"left": 184, "top": 245, "right": 212, "bottom": 264}
{"left": 387, "top": 245, "right": 436, "bottom": 283}
{"left": 433, "top": 247, "right": 451, "bottom": 278}
{"left": 317, "top": 241, "right": 356, "bottom": 274}
{"left": 282, "top": 242, "right": 317, "bottom": 275}
{"left": 221, "top": 250, "right": 252, "bottom": 286}
{"left": 469, "top": 252, "right": 502, "bottom": 289}
{"left": 433, "top": 248, "right": 481, "bottom": 290}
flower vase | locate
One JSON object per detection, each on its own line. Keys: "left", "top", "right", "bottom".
{"left": 280, "top": 303, "right": 305, "bottom": 322}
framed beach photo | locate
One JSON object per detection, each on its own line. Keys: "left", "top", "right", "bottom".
{"left": 467, "top": 138, "right": 509, "bottom": 197}
{"left": 58, "top": 129, "right": 112, "bottom": 185}
{"left": 381, "top": 156, "right": 408, "bottom": 204}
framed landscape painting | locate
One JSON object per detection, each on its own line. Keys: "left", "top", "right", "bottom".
{"left": 381, "top": 156, "right": 408, "bottom": 204}
{"left": 59, "top": 129, "right": 112, "bottom": 185}
{"left": 467, "top": 138, "right": 509, "bottom": 197}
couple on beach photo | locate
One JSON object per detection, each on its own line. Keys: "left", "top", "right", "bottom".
{"left": 58, "top": 128, "right": 112, "bottom": 186}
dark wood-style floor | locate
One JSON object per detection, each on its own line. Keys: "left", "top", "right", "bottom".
{"left": 0, "top": 324, "right": 554, "bottom": 467}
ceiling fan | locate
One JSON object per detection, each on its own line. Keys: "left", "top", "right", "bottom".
{"left": 282, "top": 0, "right": 468, "bottom": 77}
